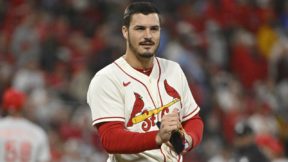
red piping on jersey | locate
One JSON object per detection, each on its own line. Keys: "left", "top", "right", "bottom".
{"left": 182, "top": 106, "right": 199, "bottom": 119}
{"left": 156, "top": 58, "right": 163, "bottom": 107}
{"left": 114, "top": 62, "right": 157, "bottom": 108}
{"left": 160, "top": 147, "right": 167, "bottom": 162}
{"left": 155, "top": 58, "right": 163, "bottom": 125}
{"left": 92, "top": 116, "right": 125, "bottom": 124}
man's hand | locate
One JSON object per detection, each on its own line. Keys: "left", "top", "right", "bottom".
{"left": 155, "top": 109, "right": 193, "bottom": 154}
{"left": 155, "top": 109, "right": 181, "bottom": 145}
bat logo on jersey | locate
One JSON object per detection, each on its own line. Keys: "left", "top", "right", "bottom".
{"left": 127, "top": 79, "right": 181, "bottom": 131}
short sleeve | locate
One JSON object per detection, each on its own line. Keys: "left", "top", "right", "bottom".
{"left": 87, "top": 74, "right": 125, "bottom": 125}
{"left": 179, "top": 67, "right": 200, "bottom": 121}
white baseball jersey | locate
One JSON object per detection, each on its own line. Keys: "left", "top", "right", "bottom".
{"left": 0, "top": 117, "right": 51, "bottom": 162}
{"left": 87, "top": 56, "right": 200, "bottom": 162}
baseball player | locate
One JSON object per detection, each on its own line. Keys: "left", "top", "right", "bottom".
{"left": 0, "top": 88, "right": 51, "bottom": 162}
{"left": 87, "top": 2, "right": 204, "bottom": 162}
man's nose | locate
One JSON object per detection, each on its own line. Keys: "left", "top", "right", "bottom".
{"left": 144, "top": 29, "right": 152, "bottom": 38}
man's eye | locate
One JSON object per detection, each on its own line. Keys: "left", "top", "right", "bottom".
{"left": 135, "top": 27, "right": 145, "bottom": 30}
{"left": 150, "top": 26, "right": 160, "bottom": 32}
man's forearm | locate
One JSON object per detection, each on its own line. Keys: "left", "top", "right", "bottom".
{"left": 96, "top": 122, "right": 160, "bottom": 154}
{"left": 182, "top": 113, "right": 204, "bottom": 149}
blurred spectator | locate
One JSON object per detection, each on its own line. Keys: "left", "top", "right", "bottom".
{"left": 230, "top": 28, "right": 268, "bottom": 89}
{"left": 208, "top": 145, "right": 233, "bottom": 162}
{"left": 256, "top": 134, "right": 288, "bottom": 162}
{"left": 12, "top": 60, "right": 45, "bottom": 93}
{"left": 0, "top": 88, "right": 51, "bottom": 162}
{"left": 248, "top": 101, "right": 279, "bottom": 136}
{"left": 268, "top": 30, "right": 288, "bottom": 83}
{"left": 10, "top": 8, "right": 41, "bottom": 67}
{"left": 205, "top": 20, "right": 228, "bottom": 68}
{"left": 231, "top": 121, "right": 270, "bottom": 162}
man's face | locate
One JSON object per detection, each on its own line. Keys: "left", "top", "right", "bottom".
{"left": 123, "top": 13, "right": 160, "bottom": 59}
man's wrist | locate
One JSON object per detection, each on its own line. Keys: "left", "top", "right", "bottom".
{"left": 155, "top": 133, "right": 162, "bottom": 146}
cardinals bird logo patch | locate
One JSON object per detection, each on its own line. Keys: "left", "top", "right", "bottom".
{"left": 127, "top": 79, "right": 182, "bottom": 132}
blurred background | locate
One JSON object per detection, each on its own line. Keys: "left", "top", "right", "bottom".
{"left": 0, "top": 0, "right": 288, "bottom": 161}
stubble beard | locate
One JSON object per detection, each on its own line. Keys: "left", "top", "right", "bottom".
{"left": 128, "top": 36, "right": 159, "bottom": 59}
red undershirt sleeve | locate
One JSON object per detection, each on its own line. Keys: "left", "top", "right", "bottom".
{"left": 96, "top": 113, "right": 203, "bottom": 154}
{"left": 96, "top": 122, "right": 160, "bottom": 154}
{"left": 182, "top": 113, "right": 204, "bottom": 149}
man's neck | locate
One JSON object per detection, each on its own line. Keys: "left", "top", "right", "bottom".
{"left": 123, "top": 52, "right": 154, "bottom": 69}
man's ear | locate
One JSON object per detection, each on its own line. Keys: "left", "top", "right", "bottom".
{"left": 122, "top": 26, "right": 128, "bottom": 39}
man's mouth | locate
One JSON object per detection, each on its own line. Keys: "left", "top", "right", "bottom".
{"left": 139, "top": 41, "right": 155, "bottom": 46}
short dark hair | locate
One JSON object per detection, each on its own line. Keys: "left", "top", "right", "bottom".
{"left": 123, "top": 2, "right": 160, "bottom": 27}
